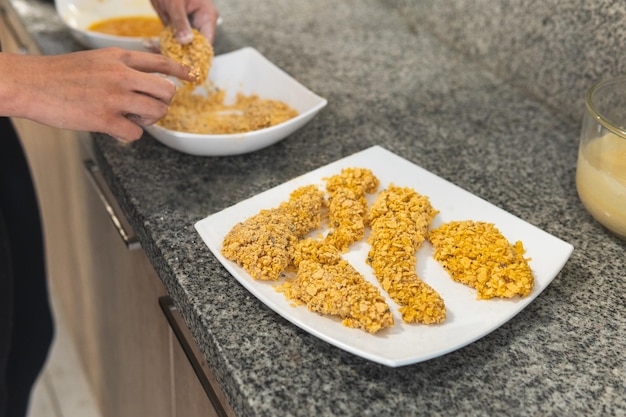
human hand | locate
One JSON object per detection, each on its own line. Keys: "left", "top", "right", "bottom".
{"left": 0, "top": 48, "right": 194, "bottom": 142}
{"left": 151, "top": 0, "right": 218, "bottom": 44}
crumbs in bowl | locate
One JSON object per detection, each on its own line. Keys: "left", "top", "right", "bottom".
{"left": 158, "top": 37, "right": 300, "bottom": 135}
{"left": 157, "top": 87, "right": 299, "bottom": 134}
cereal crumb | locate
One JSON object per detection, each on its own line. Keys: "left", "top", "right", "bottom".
{"left": 160, "top": 25, "right": 213, "bottom": 86}
{"left": 367, "top": 184, "right": 446, "bottom": 324}
{"left": 221, "top": 185, "right": 325, "bottom": 281}
{"left": 278, "top": 258, "right": 394, "bottom": 334}
{"left": 323, "top": 168, "right": 380, "bottom": 252}
{"left": 428, "top": 220, "right": 534, "bottom": 299}
{"left": 159, "top": 89, "right": 299, "bottom": 134}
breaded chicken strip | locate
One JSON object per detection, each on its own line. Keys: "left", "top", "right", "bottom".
{"left": 291, "top": 237, "right": 343, "bottom": 269}
{"left": 279, "top": 243, "right": 393, "bottom": 334}
{"left": 160, "top": 25, "right": 213, "bottom": 85}
{"left": 367, "top": 185, "right": 446, "bottom": 324}
{"left": 323, "top": 167, "right": 379, "bottom": 252}
{"left": 428, "top": 221, "right": 534, "bottom": 299}
{"left": 221, "top": 185, "right": 325, "bottom": 281}
{"left": 277, "top": 170, "right": 391, "bottom": 333}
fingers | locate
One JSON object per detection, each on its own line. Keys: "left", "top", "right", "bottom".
{"left": 163, "top": 2, "right": 194, "bottom": 44}
{"left": 99, "top": 50, "right": 182, "bottom": 143}
{"left": 106, "top": 106, "right": 164, "bottom": 143}
{"left": 150, "top": 0, "right": 218, "bottom": 45}
{"left": 187, "top": 0, "right": 219, "bottom": 44}
{"left": 125, "top": 113, "right": 155, "bottom": 131}
{"left": 131, "top": 74, "right": 178, "bottom": 105}
{"left": 126, "top": 92, "right": 170, "bottom": 126}
{"left": 149, "top": 0, "right": 168, "bottom": 25}
{"left": 105, "top": 116, "right": 145, "bottom": 143}
{"left": 190, "top": 8, "right": 218, "bottom": 43}
{"left": 120, "top": 49, "right": 194, "bottom": 81}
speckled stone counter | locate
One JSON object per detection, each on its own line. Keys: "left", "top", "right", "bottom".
{"left": 385, "top": 0, "right": 626, "bottom": 126}
{"left": 5, "top": 0, "right": 625, "bottom": 416}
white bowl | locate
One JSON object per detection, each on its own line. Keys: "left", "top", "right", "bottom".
{"left": 55, "top": 0, "right": 159, "bottom": 51}
{"left": 144, "top": 47, "right": 328, "bottom": 156}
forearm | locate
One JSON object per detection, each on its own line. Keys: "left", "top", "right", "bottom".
{"left": 0, "top": 48, "right": 190, "bottom": 142}
{"left": 0, "top": 53, "right": 36, "bottom": 119}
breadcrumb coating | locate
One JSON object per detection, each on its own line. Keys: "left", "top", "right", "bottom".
{"left": 221, "top": 185, "right": 325, "bottom": 281}
{"left": 275, "top": 169, "right": 393, "bottom": 334}
{"left": 367, "top": 185, "right": 446, "bottom": 324}
{"left": 279, "top": 179, "right": 394, "bottom": 333}
{"left": 278, "top": 253, "right": 394, "bottom": 334}
{"left": 160, "top": 25, "right": 213, "bottom": 86}
{"left": 292, "top": 238, "right": 343, "bottom": 269}
{"left": 323, "top": 168, "right": 380, "bottom": 252}
{"left": 428, "top": 221, "right": 534, "bottom": 299}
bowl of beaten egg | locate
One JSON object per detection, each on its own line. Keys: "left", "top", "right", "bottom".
{"left": 55, "top": 0, "right": 161, "bottom": 51}
{"left": 144, "top": 47, "right": 328, "bottom": 156}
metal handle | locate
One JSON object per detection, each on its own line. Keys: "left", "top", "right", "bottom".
{"left": 159, "top": 296, "right": 232, "bottom": 417}
{"left": 83, "top": 160, "right": 140, "bottom": 250}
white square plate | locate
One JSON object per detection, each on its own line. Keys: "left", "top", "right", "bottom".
{"left": 145, "top": 47, "right": 328, "bottom": 156}
{"left": 195, "top": 146, "right": 574, "bottom": 367}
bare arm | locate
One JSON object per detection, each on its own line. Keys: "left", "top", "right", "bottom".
{"left": 0, "top": 48, "right": 193, "bottom": 142}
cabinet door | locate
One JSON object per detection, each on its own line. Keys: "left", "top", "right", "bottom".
{"left": 161, "top": 298, "right": 235, "bottom": 417}
{"left": 82, "top": 176, "right": 172, "bottom": 417}
{"left": 172, "top": 332, "right": 221, "bottom": 417}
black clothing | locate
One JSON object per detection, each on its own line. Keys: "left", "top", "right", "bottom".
{"left": 0, "top": 117, "right": 54, "bottom": 417}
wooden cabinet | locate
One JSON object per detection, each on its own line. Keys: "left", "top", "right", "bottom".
{"left": 1, "top": 3, "right": 234, "bottom": 416}
{"left": 79, "top": 162, "right": 173, "bottom": 417}
{"left": 161, "top": 297, "right": 235, "bottom": 417}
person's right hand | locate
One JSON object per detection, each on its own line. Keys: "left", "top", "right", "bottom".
{"left": 0, "top": 47, "right": 193, "bottom": 142}
{"left": 150, "top": 0, "right": 218, "bottom": 44}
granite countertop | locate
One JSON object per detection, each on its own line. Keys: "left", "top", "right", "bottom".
{"left": 5, "top": 0, "right": 625, "bottom": 415}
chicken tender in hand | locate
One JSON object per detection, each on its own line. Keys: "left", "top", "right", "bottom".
{"left": 160, "top": 25, "right": 213, "bottom": 85}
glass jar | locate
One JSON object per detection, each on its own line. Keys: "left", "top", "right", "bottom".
{"left": 576, "top": 76, "right": 626, "bottom": 240}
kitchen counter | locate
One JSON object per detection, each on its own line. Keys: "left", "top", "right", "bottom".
{"left": 4, "top": 0, "right": 625, "bottom": 416}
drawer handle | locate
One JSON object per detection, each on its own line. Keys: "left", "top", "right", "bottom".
{"left": 83, "top": 160, "right": 140, "bottom": 250}
{"left": 159, "top": 296, "right": 231, "bottom": 417}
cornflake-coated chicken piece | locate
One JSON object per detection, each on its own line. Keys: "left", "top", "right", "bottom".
{"left": 160, "top": 25, "right": 213, "bottom": 86}
{"left": 367, "top": 185, "right": 446, "bottom": 324}
{"left": 291, "top": 238, "right": 343, "bottom": 269}
{"left": 428, "top": 221, "right": 534, "bottom": 299}
{"left": 323, "top": 167, "right": 379, "bottom": 252}
{"left": 275, "top": 170, "right": 393, "bottom": 334}
{"left": 278, "top": 244, "right": 394, "bottom": 334}
{"left": 221, "top": 185, "right": 325, "bottom": 281}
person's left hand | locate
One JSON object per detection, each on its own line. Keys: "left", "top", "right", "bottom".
{"left": 151, "top": 0, "right": 218, "bottom": 44}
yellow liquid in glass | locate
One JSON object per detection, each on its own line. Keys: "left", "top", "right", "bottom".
{"left": 576, "top": 132, "right": 626, "bottom": 239}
